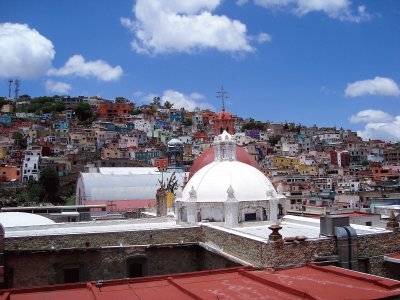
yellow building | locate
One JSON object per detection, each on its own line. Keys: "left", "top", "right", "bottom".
{"left": 273, "top": 156, "right": 300, "bottom": 169}
{"left": 25, "top": 129, "right": 39, "bottom": 139}
{"left": 1, "top": 104, "right": 14, "bottom": 113}
{"left": 0, "top": 146, "right": 8, "bottom": 159}
{"left": 296, "top": 164, "right": 318, "bottom": 175}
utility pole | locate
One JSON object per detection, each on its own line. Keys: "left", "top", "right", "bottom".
{"left": 8, "top": 79, "right": 13, "bottom": 98}
{"left": 14, "top": 79, "right": 20, "bottom": 100}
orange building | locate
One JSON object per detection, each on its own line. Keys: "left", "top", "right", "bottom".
{"left": 371, "top": 163, "right": 400, "bottom": 181}
{"left": 97, "top": 98, "right": 133, "bottom": 118}
{"left": 213, "top": 111, "right": 235, "bottom": 135}
{"left": 0, "top": 165, "right": 21, "bottom": 182}
{"left": 153, "top": 158, "right": 168, "bottom": 169}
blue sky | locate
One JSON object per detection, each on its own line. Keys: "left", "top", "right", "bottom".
{"left": 1, "top": 0, "right": 400, "bottom": 141}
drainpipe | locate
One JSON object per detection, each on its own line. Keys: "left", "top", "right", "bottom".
{"left": 335, "top": 226, "right": 358, "bottom": 271}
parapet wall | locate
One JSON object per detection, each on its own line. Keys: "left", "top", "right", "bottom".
{"left": 2, "top": 223, "right": 400, "bottom": 287}
{"left": 5, "top": 226, "right": 202, "bottom": 251}
{"left": 201, "top": 224, "right": 336, "bottom": 268}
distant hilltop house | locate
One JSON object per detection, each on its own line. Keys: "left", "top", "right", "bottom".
{"left": 97, "top": 97, "right": 133, "bottom": 119}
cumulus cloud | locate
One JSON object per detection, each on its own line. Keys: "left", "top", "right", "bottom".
{"left": 141, "top": 90, "right": 215, "bottom": 111}
{"left": 45, "top": 80, "right": 71, "bottom": 94}
{"left": 251, "top": 32, "right": 272, "bottom": 43}
{"left": 254, "top": 0, "right": 370, "bottom": 22}
{"left": 236, "top": 0, "right": 248, "bottom": 5}
{"left": 345, "top": 77, "right": 400, "bottom": 97}
{"left": 48, "top": 55, "right": 123, "bottom": 81}
{"left": 0, "top": 23, "right": 55, "bottom": 78}
{"left": 121, "top": 0, "right": 268, "bottom": 55}
{"left": 162, "top": 90, "right": 215, "bottom": 111}
{"left": 349, "top": 110, "right": 400, "bottom": 141}
{"left": 349, "top": 109, "right": 394, "bottom": 124}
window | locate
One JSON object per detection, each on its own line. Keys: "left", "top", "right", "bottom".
{"left": 244, "top": 213, "right": 257, "bottom": 221}
{"left": 126, "top": 257, "right": 147, "bottom": 278}
{"left": 63, "top": 268, "right": 80, "bottom": 283}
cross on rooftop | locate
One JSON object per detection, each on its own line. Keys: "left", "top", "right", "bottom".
{"left": 217, "top": 86, "right": 229, "bottom": 112}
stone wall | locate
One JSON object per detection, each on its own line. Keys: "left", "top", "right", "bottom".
{"left": 5, "top": 226, "right": 202, "bottom": 251}
{"left": 202, "top": 225, "right": 400, "bottom": 277}
{"left": 201, "top": 225, "right": 336, "bottom": 268}
{"left": 357, "top": 231, "right": 400, "bottom": 278}
{"left": 6, "top": 245, "right": 239, "bottom": 288}
{"left": 260, "top": 238, "right": 336, "bottom": 268}
{"left": 3, "top": 224, "right": 400, "bottom": 288}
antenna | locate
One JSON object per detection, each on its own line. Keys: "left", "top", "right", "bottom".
{"left": 8, "top": 79, "right": 13, "bottom": 98}
{"left": 216, "top": 86, "right": 229, "bottom": 112}
{"left": 14, "top": 79, "right": 20, "bottom": 99}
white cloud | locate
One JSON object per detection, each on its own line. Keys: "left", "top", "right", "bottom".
{"left": 345, "top": 77, "right": 400, "bottom": 97}
{"left": 45, "top": 80, "right": 71, "bottom": 94}
{"left": 48, "top": 55, "right": 123, "bottom": 81}
{"left": 162, "top": 90, "right": 215, "bottom": 111}
{"left": 236, "top": 0, "right": 248, "bottom": 5}
{"left": 133, "top": 91, "right": 145, "bottom": 98}
{"left": 357, "top": 118, "right": 400, "bottom": 141}
{"left": 0, "top": 23, "right": 55, "bottom": 78}
{"left": 252, "top": 32, "right": 272, "bottom": 43}
{"left": 349, "top": 109, "right": 394, "bottom": 124}
{"left": 349, "top": 110, "right": 400, "bottom": 141}
{"left": 254, "top": 0, "right": 370, "bottom": 22}
{"left": 121, "top": 0, "right": 268, "bottom": 55}
{"left": 141, "top": 90, "right": 215, "bottom": 111}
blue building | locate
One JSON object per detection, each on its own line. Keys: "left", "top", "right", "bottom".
{"left": 0, "top": 115, "right": 12, "bottom": 125}
{"left": 169, "top": 110, "right": 185, "bottom": 123}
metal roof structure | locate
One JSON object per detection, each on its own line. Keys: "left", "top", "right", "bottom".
{"left": 77, "top": 170, "right": 186, "bottom": 202}
{"left": 1, "top": 265, "right": 400, "bottom": 299}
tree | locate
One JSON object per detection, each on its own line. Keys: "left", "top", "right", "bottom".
{"left": 152, "top": 97, "right": 161, "bottom": 106}
{"left": 12, "top": 131, "right": 27, "bottom": 149}
{"left": 164, "top": 100, "right": 173, "bottom": 109}
{"left": 183, "top": 118, "right": 193, "bottom": 127}
{"left": 17, "top": 179, "right": 44, "bottom": 204}
{"left": 0, "top": 97, "right": 12, "bottom": 108}
{"left": 75, "top": 103, "right": 93, "bottom": 122}
{"left": 39, "top": 167, "right": 61, "bottom": 204}
{"left": 268, "top": 135, "right": 282, "bottom": 147}
{"left": 283, "top": 122, "right": 289, "bottom": 130}
{"left": 241, "top": 121, "right": 265, "bottom": 132}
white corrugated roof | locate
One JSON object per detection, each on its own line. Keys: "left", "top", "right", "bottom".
{"left": 81, "top": 171, "right": 186, "bottom": 201}
{"left": 0, "top": 212, "right": 55, "bottom": 228}
{"left": 98, "top": 167, "right": 159, "bottom": 175}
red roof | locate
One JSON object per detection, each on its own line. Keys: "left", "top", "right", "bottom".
{"left": 2, "top": 265, "right": 400, "bottom": 300}
{"left": 189, "top": 146, "right": 260, "bottom": 179}
{"left": 309, "top": 211, "right": 378, "bottom": 219}
{"left": 389, "top": 253, "right": 400, "bottom": 260}
{"left": 386, "top": 253, "right": 400, "bottom": 264}
{"left": 215, "top": 111, "right": 233, "bottom": 119}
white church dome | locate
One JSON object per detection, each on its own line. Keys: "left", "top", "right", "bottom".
{"left": 182, "top": 160, "right": 277, "bottom": 202}
{"left": 168, "top": 138, "right": 183, "bottom": 146}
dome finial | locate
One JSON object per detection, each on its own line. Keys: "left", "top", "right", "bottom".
{"left": 176, "top": 187, "right": 183, "bottom": 199}
{"left": 189, "top": 186, "right": 197, "bottom": 201}
{"left": 226, "top": 185, "right": 236, "bottom": 201}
